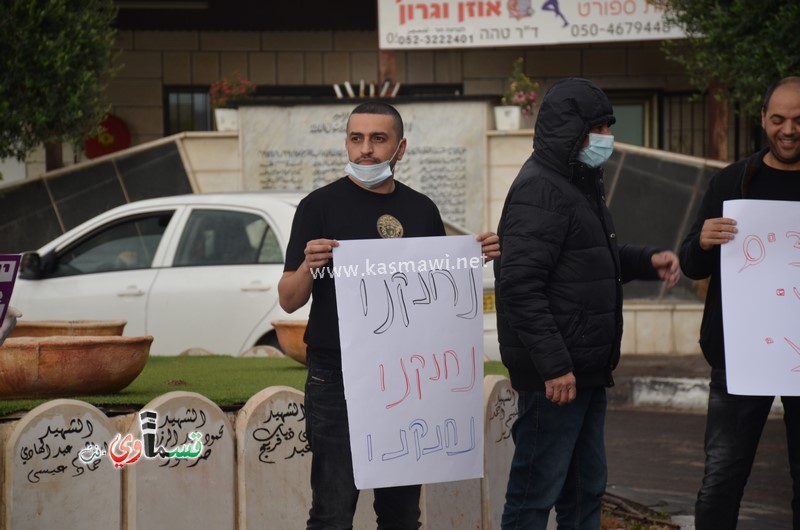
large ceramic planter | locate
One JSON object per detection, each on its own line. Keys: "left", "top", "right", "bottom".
{"left": 271, "top": 320, "right": 308, "bottom": 365}
{"left": 10, "top": 319, "right": 126, "bottom": 338}
{"left": 0, "top": 335, "right": 152, "bottom": 399}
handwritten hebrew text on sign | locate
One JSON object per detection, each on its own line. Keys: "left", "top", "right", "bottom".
{"left": 334, "top": 236, "right": 485, "bottom": 488}
{"left": 721, "top": 199, "right": 800, "bottom": 396}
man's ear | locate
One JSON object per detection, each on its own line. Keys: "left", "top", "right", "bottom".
{"left": 396, "top": 138, "right": 407, "bottom": 161}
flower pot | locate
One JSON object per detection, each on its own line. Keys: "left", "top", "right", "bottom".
{"left": 271, "top": 320, "right": 308, "bottom": 365}
{"left": 0, "top": 335, "right": 152, "bottom": 399}
{"left": 10, "top": 319, "right": 126, "bottom": 338}
{"left": 494, "top": 106, "right": 534, "bottom": 131}
{"left": 214, "top": 108, "right": 239, "bottom": 132}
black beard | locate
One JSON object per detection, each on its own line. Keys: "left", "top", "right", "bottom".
{"left": 771, "top": 147, "right": 800, "bottom": 166}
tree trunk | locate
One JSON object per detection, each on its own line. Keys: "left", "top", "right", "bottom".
{"left": 45, "top": 141, "right": 64, "bottom": 171}
{"left": 707, "top": 79, "right": 729, "bottom": 162}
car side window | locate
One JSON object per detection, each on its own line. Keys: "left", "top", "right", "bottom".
{"left": 174, "top": 209, "right": 283, "bottom": 266}
{"left": 51, "top": 213, "right": 174, "bottom": 277}
{"left": 257, "top": 226, "right": 283, "bottom": 264}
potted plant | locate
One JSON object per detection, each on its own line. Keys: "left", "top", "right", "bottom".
{"left": 209, "top": 73, "right": 257, "bottom": 131}
{"left": 495, "top": 58, "right": 539, "bottom": 130}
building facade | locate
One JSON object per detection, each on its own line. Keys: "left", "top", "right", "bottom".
{"left": 8, "top": 0, "right": 759, "bottom": 179}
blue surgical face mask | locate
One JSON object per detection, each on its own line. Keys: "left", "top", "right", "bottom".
{"left": 577, "top": 133, "right": 614, "bottom": 168}
{"left": 344, "top": 142, "right": 402, "bottom": 189}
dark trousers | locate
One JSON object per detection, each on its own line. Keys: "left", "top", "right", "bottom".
{"left": 501, "top": 387, "right": 608, "bottom": 530}
{"left": 304, "top": 366, "right": 421, "bottom": 530}
{"left": 695, "top": 368, "right": 800, "bottom": 529}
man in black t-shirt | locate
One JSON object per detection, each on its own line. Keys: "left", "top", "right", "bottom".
{"left": 680, "top": 77, "right": 800, "bottom": 529}
{"left": 278, "top": 101, "right": 500, "bottom": 529}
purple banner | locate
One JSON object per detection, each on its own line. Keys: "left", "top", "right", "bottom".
{"left": 0, "top": 254, "right": 21, "bottom": 325}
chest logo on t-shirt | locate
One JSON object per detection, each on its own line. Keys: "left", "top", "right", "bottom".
{"left": 377, "top": 214, "right": 404, "bottom": 239}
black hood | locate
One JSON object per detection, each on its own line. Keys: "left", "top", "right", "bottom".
{"left": 532, "top": 78, "right": 616, "bottom": 176}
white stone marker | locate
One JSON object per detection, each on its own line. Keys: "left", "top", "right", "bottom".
{"left": 236, "top": 386, "right": 311, "bottom": 529}
{"left": 235, "top": 385, "right": 375, "bottom": 529}
{"left": 4, "top": 399, "right": 120, "bottom": 529}
{"left": 125, "top": 391, "right": 235, "bottom": 530}
{"left": 422, "top": 478, "right": 482, "bottom": 529}
{"left": 420, "top": 376, "right": 517, "bottom": 529}
{"left": 482, "top": 375, "right": 518, "bottom": 529}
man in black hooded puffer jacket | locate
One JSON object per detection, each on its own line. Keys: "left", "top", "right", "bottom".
{"left": 495, "top": 77, "right": 681, "bottom": 529}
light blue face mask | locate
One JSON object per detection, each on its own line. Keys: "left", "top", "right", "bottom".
{"left": 344, "top": 142, "right": 402, "bottom": 189}
{"left": 577, "top": 133, "right": 614, "bottom": 168}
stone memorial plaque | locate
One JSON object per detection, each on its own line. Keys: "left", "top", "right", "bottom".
{"left": 482, "top": 375, "right": 518, "bottom": 529}
{"left": 423, "top": 479, "right": 482, "bottom": 529}
{"left": 235, "top": 385, "right": 375, "bottom": 529}
{"left": 236, "top": 386, "right": 311, "bottom": 528}
{"left": 239, "top": 101, "right": 491, "bottom": 233}
{"left": 125, "top": 392, "right": 235, "bottom": 530}
{"left": 421, "top": 375, "right": 517, "bottom": 528}
{"left": 4, "top": 400, "right": 120, "bottom": 529}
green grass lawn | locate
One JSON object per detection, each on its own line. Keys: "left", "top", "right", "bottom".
{"left": 0, "top": 357, "right": 509, "bottom": 418}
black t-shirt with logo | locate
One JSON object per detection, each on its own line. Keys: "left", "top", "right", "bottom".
{"left": 284, "top": 177, "right": 446, "bottom": 370}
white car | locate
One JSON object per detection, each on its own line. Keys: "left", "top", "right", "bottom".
{"left": 11, "top": 191, "right": 499, "bottom": 359}
{"left": 12, "top": 192, "right": 306, "bottom": 355}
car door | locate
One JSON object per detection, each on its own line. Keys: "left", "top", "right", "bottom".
{"left": 146, "top": 207, "right": 284, "bottom": 355}
{"left": 11, "top": 211, "right": 176, "bottom": 336}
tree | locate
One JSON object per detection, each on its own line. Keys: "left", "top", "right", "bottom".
{"left": 659, "top": 0, "right": 800, "bottom": 118}
{"left": 0, "top": 0, "right": 118, "bottom": 170}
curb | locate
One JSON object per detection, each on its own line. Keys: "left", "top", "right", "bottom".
{"left": 631, "top": 377, "right": 710, "bottom": 410}
{"left": 611, "top": 376, "right": 785, "bottom": 415}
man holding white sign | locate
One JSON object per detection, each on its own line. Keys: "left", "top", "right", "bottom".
{"left": 679, "top": 77, "right": 800, "bottom": 529}
{"left": 278, "top": 101, "right": 499, "bottom": 530}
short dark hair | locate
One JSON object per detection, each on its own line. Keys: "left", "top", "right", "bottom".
{"left": 348, "top": 101, "right": 404, "bottom": 139}
{"left": 762, "top": 76, "right": 800, "bottom": 112}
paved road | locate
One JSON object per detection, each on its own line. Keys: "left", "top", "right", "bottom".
{"left": 605, "top": 407, "right": 793, "bottom": 529}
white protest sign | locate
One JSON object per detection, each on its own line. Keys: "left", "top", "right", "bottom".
{"left": 333, "top": 235, "right": 485, "bottom": 489}
{"left": 721, "top": 199, "right": 800, "bottom": 396}
{"left": 378, "top": 0, "right": 684, "bottom": 50}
